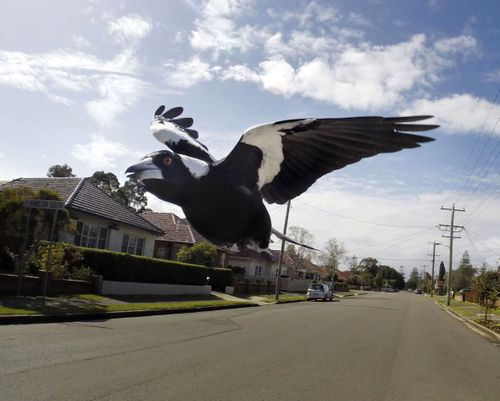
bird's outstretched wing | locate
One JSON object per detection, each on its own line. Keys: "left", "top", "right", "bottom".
{"left": 218, "top": 116, "right": 438, "bottom": 204}
{"left": 151, "top": 106, "right": 216, "bottom": 164}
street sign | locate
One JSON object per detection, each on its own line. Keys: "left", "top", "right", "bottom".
{"left": 23, "top": 199, "right": 65, "bottom": 210}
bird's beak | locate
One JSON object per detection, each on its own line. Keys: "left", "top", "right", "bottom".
{"left": 125, "top": 157, "right": 162, "bottom": 182}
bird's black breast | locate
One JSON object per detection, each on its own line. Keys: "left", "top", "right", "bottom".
{"left": 180, "top": 165, "right": 270, "bottom": 246}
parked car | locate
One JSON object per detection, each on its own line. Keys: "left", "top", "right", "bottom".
{"left": 306, "top": 283, "right": 333, "bottom": 301}
{"left": 414, "top": 289, "right": 422, "bottom": 294}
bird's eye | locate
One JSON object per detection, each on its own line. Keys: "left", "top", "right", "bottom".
{"left": 163, "top": 156, "right": 172, "bottom": 166}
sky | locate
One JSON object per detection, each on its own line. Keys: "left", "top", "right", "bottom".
{"left": 1, "top": 0, "right": 499, "bottom": 276}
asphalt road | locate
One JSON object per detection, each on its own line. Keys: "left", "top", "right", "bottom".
{"left": 1, "top": 292, "right": 499, "bottom": 401}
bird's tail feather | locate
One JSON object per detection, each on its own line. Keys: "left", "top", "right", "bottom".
{"left": 271, "top": 228, "right": 319, "bottom": 251}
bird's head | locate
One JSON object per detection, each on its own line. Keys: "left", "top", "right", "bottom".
{"left": 125, "top": 150, "right": 208, "bottom": 205}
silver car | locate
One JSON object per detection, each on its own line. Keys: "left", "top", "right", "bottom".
{"left": 306, "top": 283, "right": 333, "bottom": 301}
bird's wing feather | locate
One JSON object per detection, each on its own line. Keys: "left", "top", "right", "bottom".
{"left": 219, "top": 116, "right": 437, "bottom": 204}
{"left": 150, "top": 106, "right": 216, "bottom": 164}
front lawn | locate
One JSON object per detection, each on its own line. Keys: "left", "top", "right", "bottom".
{"left": 0, "top": 294, "right": 253, "bottom": 316}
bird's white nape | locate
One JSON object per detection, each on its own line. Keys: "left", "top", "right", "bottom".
{"left": 179, "top": 154, "right": 209, "bottom": 178}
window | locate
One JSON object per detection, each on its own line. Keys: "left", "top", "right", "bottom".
{"left": 157, "top": 247, "right": 167, "bottom": 259}
{"left": 75, "top": 222, "right": 107, "bottom": 249}
{"left": 121, "top": 235, "right": 145, "bottom": 255}
{"left": 254, "top": 265, "right": 262, "bottom": 277}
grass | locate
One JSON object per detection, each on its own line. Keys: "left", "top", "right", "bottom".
{"left": 433, "top": 296, "right": 500, "bottom": 319}
{"left": 260, "top": 294, "right": 306, "bottom": 303}
{"left": 0, "top": 294, "right": 253, "bottom": 316}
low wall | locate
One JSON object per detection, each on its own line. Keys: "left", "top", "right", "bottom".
{"left": 0, "top": 272, "right": 97, "bottom": 295}
{"left": 281, "top": 278, "right": 312, "bottom": 293}
{"left": 102, "top": 280, "right": 211, "bottom": 296}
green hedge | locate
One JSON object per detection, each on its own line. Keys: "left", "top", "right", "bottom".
{"left": 37, "top": 242, "right": 232, "bottom": 290}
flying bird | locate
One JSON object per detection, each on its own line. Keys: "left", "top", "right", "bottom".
{"left": 126, "top": 106, "right": 438, "bottom": 251}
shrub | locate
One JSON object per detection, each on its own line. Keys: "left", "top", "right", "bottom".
{"left": 36, "top": 242, "right": 232, "bottom": 289}
{"left": 177, "top": 242, "right": 217, "bottom": 266}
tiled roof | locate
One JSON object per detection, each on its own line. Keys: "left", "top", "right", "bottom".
{"left": 1, "top": 177, "right": 163, "bottom": 234}
{"left": 141, "top": 212, "right": 208, "bottom": 244}
{"left": 1, "top": 177, "right": 82, "bottom": 201}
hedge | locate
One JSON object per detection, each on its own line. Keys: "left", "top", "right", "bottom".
{"left": 37, "top": 242, "right": 232, "bottom": 290}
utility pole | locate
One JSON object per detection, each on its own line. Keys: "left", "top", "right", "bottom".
{"left": 440, "top": 204, "right": 465, "bottom": 306}
{"left": 275, "top": 200, "right": 291, "bottom": 302}
{"left": 427, "top": 242, "right": 440, "bottom": 297}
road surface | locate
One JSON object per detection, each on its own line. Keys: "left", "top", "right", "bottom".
{"left": 1, "top": 292, "right": 498, "bottom": 401}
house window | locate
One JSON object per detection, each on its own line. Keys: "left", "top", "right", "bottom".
{"left": 75, "top": 222, "right": 107, "bottom": 249}
{"left": 171, "top": 245, "right": 182, "bottom": 261}
{"left": 157, "top": 247, "right": 167, "bottom": 259}
{"left": 121, "top": 235, "right": 145, "bottom": 255}
{"left": 254, "top": 265, "right": 262, "bottom": 277}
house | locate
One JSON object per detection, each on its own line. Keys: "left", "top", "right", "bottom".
{"left": 0, "top": 177, "right": 163, "bottom": 257}
{"left": 140, "top": 212, "right": 227, "bottom": 266}
{"left": 226, "top": 248, "right": 294, "bottom": 282}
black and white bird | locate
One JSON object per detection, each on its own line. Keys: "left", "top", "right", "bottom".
{"left": 126, "top": 106, "right": 438, "bottom": 251}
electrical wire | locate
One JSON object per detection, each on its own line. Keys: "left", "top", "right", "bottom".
{"left": 348, "top": 225, "right": 437, "bottom": 253}
{"left": 294, "top": 200, "right": 433, "bottom": 228}
{"left": 443, "top": 89, "right": 500, "bottom": 205}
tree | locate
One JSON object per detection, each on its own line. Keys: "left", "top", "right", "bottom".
{"left": 359, "top": 257, "right": 379, "bottom": 277}
{"left": 47, "top": 164, "right": 76, "bottom": 177}
{"left": 374, "top": 270, "right": 384, "bottom": 290}
{"left": 286, "top": 226, "right": 315, "bottom": 279}
{"left": 320, "top": 238, "right": 346, "bottom": 282}
{"left": 0, "top": 187, "right": 72, "bottom": 271}
{"left": 177, "top": 242, "right": 217, "bottom": 267}
{"left": 348, "top": 255, "right": 359, "bottom": 273}
{"left": 89, "top": 171, "right": 149, "bottom": 212}
{"left": 452, "top": 251, "right": 476, "bottom": 290}
{"left": 89, "top": 171, "right": 121, "bottom": 197}
{"left": 474, "top": 268, "right": 499, "bottom": 321}
{"left": 118, "top": 178, "right": 149, "bottom": 212}
{"left": 406, "top": 267, "right": 420, "bottom": 290}
{"left": 438, "top": 261, "right": 446, "bottom": 281}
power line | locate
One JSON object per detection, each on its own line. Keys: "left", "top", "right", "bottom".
{"left": 349, "top": 225, "right": 437, "bottom": 253}
{"left": 294, "top": 200, "right": 433, "bottom": 228}
{"left": 444, "top": 89, "right": 500, "bottom": 205}
{"left": 463, "top": 228, "right": 487, "bottom": 264}
{"left": 462, "top": 117, "right": 500, "bottom": 209}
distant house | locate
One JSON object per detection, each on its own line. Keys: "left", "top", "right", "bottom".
{"left": 141, "top": 212, "right": 227, "bottom": 266}
{"left": 225, "top": 248, "right": 295, "bottom": 282}
{"left": 0, "top": 177, "right": 163, "bottom": 257}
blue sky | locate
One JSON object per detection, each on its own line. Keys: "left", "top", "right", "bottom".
{"left": 1, "top": 0, "right": 499, "bottom": 275}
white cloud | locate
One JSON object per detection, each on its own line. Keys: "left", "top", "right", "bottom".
{"left": 85, "top": 74, "right": 150, "bottom": 126}
{"left": 433, "top": 35, "right": 479, "bottom": 58}
{"left": 72, "top": 35, "right": 91, "bottom": 49}
{"left": 404, "top": 94, "right": 500, "bottom": 135}
{"left": 0, "top": 48, "right": 147, "bottom": 125}
{"left": 484, "top": 68, "right": 500, "bottom": 82}
{"left": 72, "top": 134, "right": 129, "bottom": 169}
{"left": 190, "top": 0, "right": 263, "bottom": 56}
{"left": 107, "top": 14, "right": 152, "bottom": 45}
{"left": 166, "top": 56, "right": 218, "bottom": 88}
{"left": 217, "top": 33, "right": 482, "bottom": 111}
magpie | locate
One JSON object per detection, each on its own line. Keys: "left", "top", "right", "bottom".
{"left": 126, "top": 106, "right": 438, "bottom": 251}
